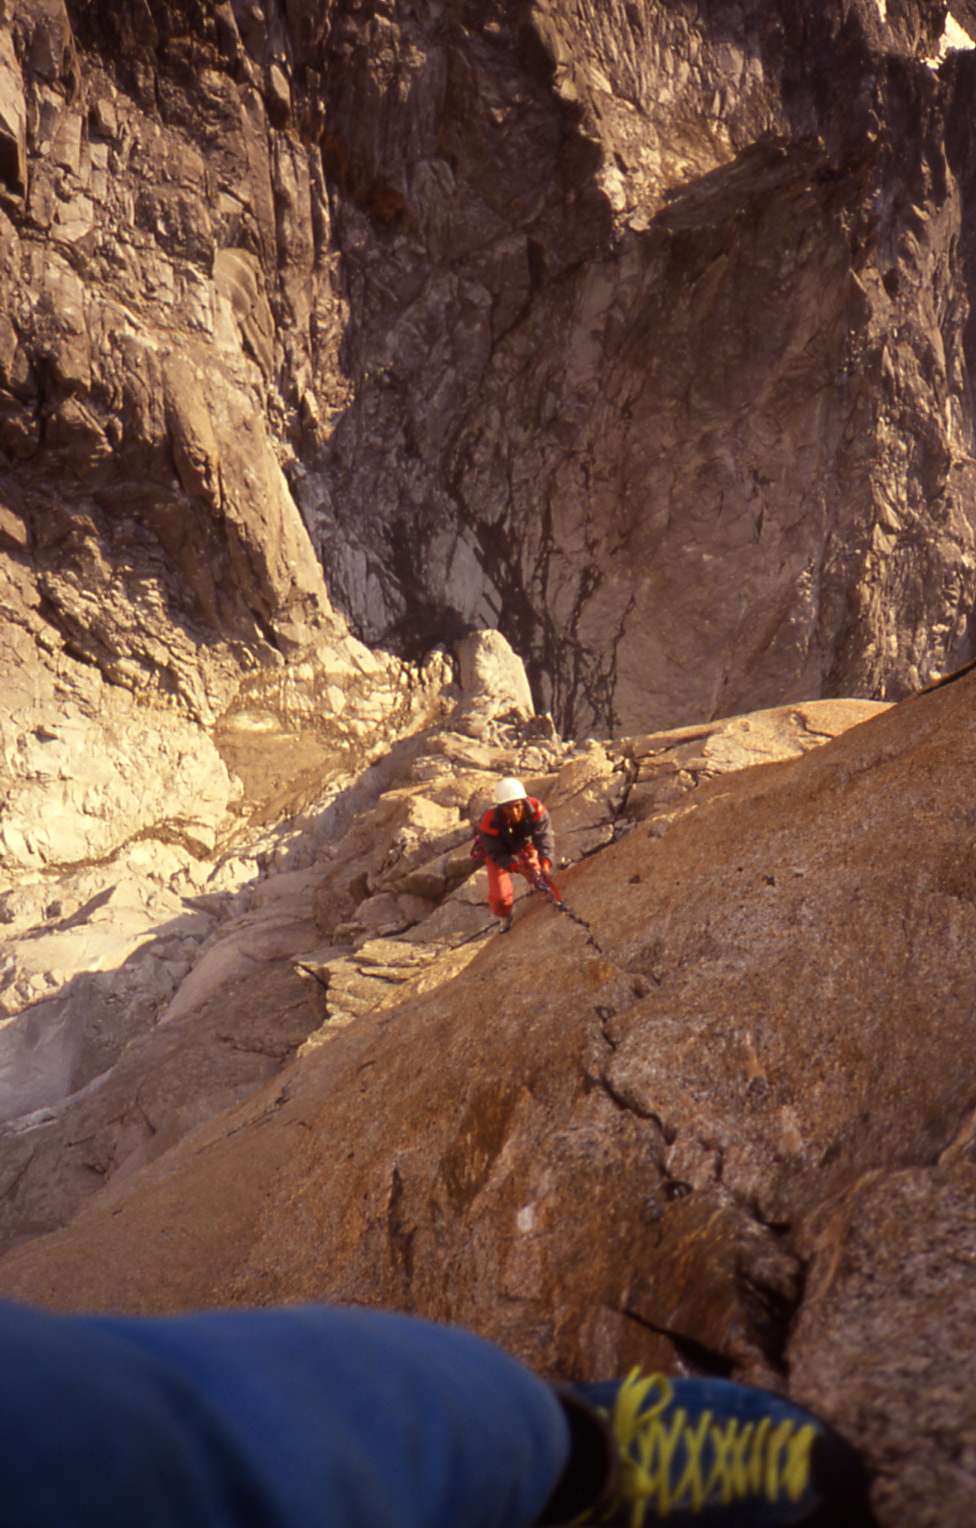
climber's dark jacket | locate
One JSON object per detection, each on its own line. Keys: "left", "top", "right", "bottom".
{"left": 476, "top": 797, "right": 554, "bottom": 869}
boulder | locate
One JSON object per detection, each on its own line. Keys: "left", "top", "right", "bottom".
{"left": 455, "top": 629, "right": 535, "bottom": 727}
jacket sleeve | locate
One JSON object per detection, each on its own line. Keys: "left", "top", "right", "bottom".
{"left": 529, "top": 801, "right": 555, "bottom": 864}
{"left": 0, "top": 1300, "right": 570, "bottom": 1528}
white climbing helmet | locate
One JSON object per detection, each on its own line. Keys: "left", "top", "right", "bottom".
{"left": 494, "top": 777, "right": 527, "bottom": 806}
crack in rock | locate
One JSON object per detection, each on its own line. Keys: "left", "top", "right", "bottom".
{"left": 621, "top": 1307, "right": 738, "bottom": 1379}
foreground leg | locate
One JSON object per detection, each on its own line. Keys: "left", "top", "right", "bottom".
{"left": 0, "top": 1301, "right": 571, "bottom": 1528}
{"left": 487, "top": 858, "right": 515, "bottom": 922}
{"left": 0, "top": 1300, "right": 875, "bottom": 1528}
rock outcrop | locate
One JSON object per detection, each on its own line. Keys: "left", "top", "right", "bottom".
{"left": 0, "top": 619, "right": 880, "bottom": 1254}
{"left": 1, "top": 0, "right": 468, "bottom": 1170}
{"left": 293, "top": 0, "right": 976, "bottom": 731}
{"left": 0, "top": 630, "right": 492, "bottom": 1247}
{"left": 0, "top": 636, "right": 452, "bottom": 1097}
{"left": 2, "top": 0, "right": 976, "bottom": 765}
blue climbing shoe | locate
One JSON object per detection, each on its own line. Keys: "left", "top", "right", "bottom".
{"left": 538, "top": 1370, "right": 875, "bottom": 1526}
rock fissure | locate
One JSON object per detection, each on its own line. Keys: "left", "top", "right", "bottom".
{"left": 620, "top": 1306, "right": 737, "bottom": 1380}
{"left": 0, "top": 1148, "right": 35, "bottom": 1204}
{"left": 215, "top": 1034, "right": 290, "bottom": 1061}
{"left": 606, "top": 589, "right": 639, "bottom": 736}
{"left": 205, "top": 1086, "right": 293, "bottom": 1150}
{"left": 592, "top": 1004, "right": 619, "bottom": 1051}
{"left": 387, "top": 1164, "right": 416, "bottom": 1288}
{"left": 593, "top": 1068, "right": 672, "bottom": 1142}
{"left": 737, "top": 1249, "right": 809, "bottom": 1381}
{"left": 292, "top": 961, "right": 330, "bottom": 992}
{"left": 132, "top": 1090, "right": 158, "bottom": 1140}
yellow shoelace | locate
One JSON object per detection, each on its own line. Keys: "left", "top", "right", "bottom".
{"left": 596, "top": 1371, "right": 817, "bottom": 1526}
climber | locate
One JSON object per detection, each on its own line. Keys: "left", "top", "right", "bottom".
{"left": 476, "top": 777, "right": 556, "bottom": 931}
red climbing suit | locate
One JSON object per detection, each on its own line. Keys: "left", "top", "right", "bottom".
{"left": 475, "top": 797, "right": 555, "bottom": 919}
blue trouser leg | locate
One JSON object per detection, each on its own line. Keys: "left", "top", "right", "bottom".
{"left": 0, "top": 1301, "right": 571, "bottom": 1528}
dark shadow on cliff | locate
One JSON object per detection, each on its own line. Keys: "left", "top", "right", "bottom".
{"left": 298, "top": 0, "right": 617, "bottom": 655}
{"left": 945, "top": 49, "right": 976, "bottom": 421}
{"left": 298, "top": 0, "right": 976, "bottom": 735}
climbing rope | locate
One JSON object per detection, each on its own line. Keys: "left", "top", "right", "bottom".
{"left": 456, "top": 843, "right": 603, "bottom": 950}
{"left": 525, "top": 864, "right": 592, "bottom": 933}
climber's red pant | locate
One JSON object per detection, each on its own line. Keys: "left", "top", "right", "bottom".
{"left": 486, "top": 858, "right": 535, "bottom": 918}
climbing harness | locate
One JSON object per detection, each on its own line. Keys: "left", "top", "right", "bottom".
{"left": 466, "top": 833, "right": 601, "bottom": 947}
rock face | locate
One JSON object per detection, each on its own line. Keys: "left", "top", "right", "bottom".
{"left": 4, "top": 675, "right": 976, "bottom": 1523}
{"left": 293, "top": 0, "right": 976, "bottom": 731}
{"left": 0, "top": 621, "right": 878, "bottom": 1253}
{"left": 0, "top": 633, "right": 453, "bottom": 1097}
{"left": 4, "top": 0, "right": 976, "bottom": 1139}
{"left": 0, "top": 630, "right": 496, "bottom": 1248}
{"left": 1, "top": 0, "right": 976, "bottom": 758}
{"left": 3, "top": 3, "right": 976, "bottom": 1520}
{"left": 0, "top": 0, "right": 467, "bottom": 1159}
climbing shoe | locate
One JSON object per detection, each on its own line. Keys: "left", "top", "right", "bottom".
{"left": 498, "top": 913, "right": 513, "bottom": 934}
{"left": 537, "top": 1369, "right": 875, "bottom": 1527}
